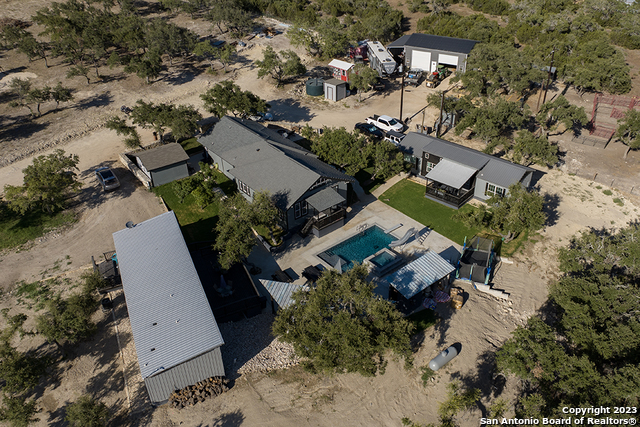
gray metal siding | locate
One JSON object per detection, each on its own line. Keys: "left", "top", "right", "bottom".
{"left": 145, "top": 346, "right": 225, "bottom": 404}
{"left": 474, "top": 177, "right": 491, "bottom": 200}
{"left": 113, "top": 212, "right": 224, "bottom": 380}
{"left": 405, "top": 47, "right": 468, "bottom": 72}
{"left": 150, "top": 163, "right": 189, "bottom": 187}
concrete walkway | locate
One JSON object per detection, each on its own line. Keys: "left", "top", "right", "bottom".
{"left": 246, "top": 173, "right": 462, "bottom": 293}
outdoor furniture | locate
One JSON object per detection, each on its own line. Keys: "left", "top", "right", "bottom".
{"left": 272, "top": 269, "right": 293, "bottom": 283}
{"left": 302, "top": 265, "right": 323, "bottom": 282}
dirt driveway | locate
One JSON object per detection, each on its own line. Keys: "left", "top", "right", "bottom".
{"left": 0, "top": 156, "right": 167, "bottom": 289}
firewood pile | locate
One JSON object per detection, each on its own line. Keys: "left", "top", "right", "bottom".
{"left": 169, "top": 376, "right": 229, "bottom": 409}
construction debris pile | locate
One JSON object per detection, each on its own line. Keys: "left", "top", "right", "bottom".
{"left": 169, "top": 376, "right": 229, "bottom": 409}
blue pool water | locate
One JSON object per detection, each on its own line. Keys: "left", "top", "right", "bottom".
{"left": 370, "top": 251, "right": 397, "bottom": 268}
{"left": 319, "top": 226, "right": 394, "bottom": 272}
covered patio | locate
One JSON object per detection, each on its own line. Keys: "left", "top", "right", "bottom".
{"left": 424, "top": 159, "right": 477, "bottom": 209}
{"left": 385, "top": 251, "right": 456, "bottom": 314}
{"left": 302, "top": 187, "right": 347, "bottom": 237}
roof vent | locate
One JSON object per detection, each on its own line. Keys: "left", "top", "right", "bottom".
{"left": 151, "top": 348, "right": 156, "bottom": 352}
{"left": 378, "top": 48, "right": 384, "bottom": 52}
{"left": 152, "top": 322, "right": 157, "bottom": 326}
{"left": 126, "top": 221, "right": 136, "bottom": 229}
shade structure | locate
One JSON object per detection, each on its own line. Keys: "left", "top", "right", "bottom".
{"left": 386, "top": 251, "right": 455, "bottom": 300}
{"left": 425, "top": 158, "right": 477, "bottom": 189}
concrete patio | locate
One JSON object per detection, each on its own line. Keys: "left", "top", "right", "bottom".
{"left": 246, "top": 175, "right": 463, "bottom": 290}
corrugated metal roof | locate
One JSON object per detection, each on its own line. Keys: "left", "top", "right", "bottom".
{"left": 328, "top": 59, "right": 354, "bottom": 71}
{"left": 386, "top": 251, "right": 455, "bottom": 299}
{"left": 305, "top": 187, "right": 345, "bottom": 212}
{"left": 476, "top": 159, "right": 530, "bottom": 189}
{"left": 135, "top": 143, "right": 189, "bottom": 171}
{"left": 113, "top": 211, "right": 224, "bottom": 379}
{"left": 388, "top": 33, "right": 478, "bottom": 55}
{"left": 425, "top": 158, "right": 478, "bottom": 189}
{"left": 259, "top": 279, "right": 301, "bottom": 309}
{"left": 198, "top": 117, "right": 354, "bottom": 210}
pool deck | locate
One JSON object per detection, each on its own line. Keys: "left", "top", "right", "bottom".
{"left": 247, "top": 174, "right": 463, "bottom": 289}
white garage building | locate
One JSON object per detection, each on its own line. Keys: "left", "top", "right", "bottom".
{"left": 387, "top": 33, "right": 479, "bottom": 74}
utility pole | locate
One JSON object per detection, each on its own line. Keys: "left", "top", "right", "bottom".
{"left": 436, "top": 90, "right": 444, "bottom": 138}
{"left": 536, "top": 49, "right": 555, "bottom": 112}
{"left": 542, "top": 49, "right": 555, "bottom": 106}
{"left": 400, "top": 71, "right": 405, "bottom": 123}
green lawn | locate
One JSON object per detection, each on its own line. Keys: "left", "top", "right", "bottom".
{"left": 0, "top": 204, "right": 76, "bottom": 250}
{"left": 378, "top": 179, "right": 480, "bottom": 245}
{"left": 179, "top": 137, "right": 204, "bottom": 156}
{"left": 153, "top": 169, "right": 235, "bottom": 244}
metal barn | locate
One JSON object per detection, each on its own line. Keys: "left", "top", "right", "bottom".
{"left": 113, "top": 211, "right": 225, "bottom": 405}
{"left": 388, "top": 33, "right": 478, "bottom": 74}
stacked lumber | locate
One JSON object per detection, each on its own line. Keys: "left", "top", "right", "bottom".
{"left": 169, "top": 376, "right": 229, "bottom": 409}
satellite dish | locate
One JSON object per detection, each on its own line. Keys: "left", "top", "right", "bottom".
{"left": 126, "top": 221, "right": 135, "bottom": 229}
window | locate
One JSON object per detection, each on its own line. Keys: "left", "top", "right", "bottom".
{"left": 485, "top": 183, "right": 506, "bottom": 197}
{"left": 426, "top": 161, "right": 437, "bottom": 173}
{"left": 237, "top": 180, "right": 251, "bottom": 195}
{"left": 294, "top": 201, "right": 308, "bottom": 219}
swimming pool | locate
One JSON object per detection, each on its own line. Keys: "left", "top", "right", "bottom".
{"left": 318, "top": 225, "right": 394, "bottom": 272}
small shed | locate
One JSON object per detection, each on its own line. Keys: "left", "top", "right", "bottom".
{"left": 113, "top": 211, "right": 225, "bottom": 405}
{"left": 135, "top": 143, "right": 189, "bottom": 187}
{"left": 324, "top": 78, "right": 348, "bottom": 102}
{"left": 328, "top": 59, "right": 354, "bottom": 82}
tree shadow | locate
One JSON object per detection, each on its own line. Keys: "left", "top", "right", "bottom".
{"left": 163, "top": 63, "right": 200, "bottom": 86}
{"left": 542, "top": 192, "right": 560, "bottom": 227}
{"left": 0, "top": 119, "right": 49, "bottom": 142}
{"left": 267, "top": 98, "right": 315, "bottom": 123}
{"left": 206, "top": 409, "right": 245, "bottom": 427}
{"left": 74, "top": 91, "right": 113, "bottom": 111}
{"left": 449, "top": 349, "right": 499, "bottom": 417}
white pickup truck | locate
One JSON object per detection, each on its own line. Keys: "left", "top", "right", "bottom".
{"left": 366, "top": 114, "right": 404, "bottom": 133}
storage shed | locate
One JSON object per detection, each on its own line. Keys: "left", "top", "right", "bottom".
{"left": 328, "top": 59, "right": 354, "bottom": 82}
{"left": 324, "top": 78, "right": 348, "bottom": 102}
{"left": 135, "top": 143, "right": 189, "bottom": 187}
{"left": 388, "top": 33, "right": 478, "bottom": 74}
{"left": 113, "top": 211, "right": 225, "bottom": 405}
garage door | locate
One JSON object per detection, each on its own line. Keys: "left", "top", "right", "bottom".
{"left": 438, "top": 54, "right": 459, "bottom": 67}
{"left": 411, "top": 50, "right": 431, "bottom": 71}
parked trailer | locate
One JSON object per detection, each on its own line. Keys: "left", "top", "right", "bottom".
{"left": 366, "top": 41, "right": 397, "bottom": 76}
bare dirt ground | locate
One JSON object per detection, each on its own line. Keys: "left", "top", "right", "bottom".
{"left": 1, "top": 2, "right": 640, "bottom": 426}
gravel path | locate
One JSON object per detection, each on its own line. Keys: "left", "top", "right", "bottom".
{"left": 218, "top": 313, "right": 300, "bottom": 379}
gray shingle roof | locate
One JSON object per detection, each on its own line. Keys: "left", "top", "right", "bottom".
{"left": 386, "top": 251, "right": 455, "bottom": 300}
{"left": 305, "top": 187, "right": 345, "bottom": 211}
{"left": 388, "top": 33, "right": 479, "bottom": 55}
{"left": 477, "top": 159, "right": 531, "bottom": 188}
{"left": 198, "top": 116, "right": 355, "bottom": 210}
{"left": 113, "top": 211, "right": 223, "bottom": 379}
{"left": 135, "top": 143, "right": 189, "bottom": 171}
